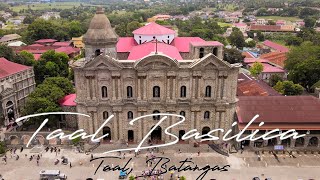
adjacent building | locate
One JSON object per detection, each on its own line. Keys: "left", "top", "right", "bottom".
{"left": 0, "top": 58, "right": 36, "bottom": 126}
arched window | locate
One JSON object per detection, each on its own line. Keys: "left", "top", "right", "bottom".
{"left": 205, "top": 86, "right": 212, "bottom": 97}
{"left": 213, "top": 47, "right": 218, "bottom": 56}
{"left": 101, "top": 86, "right": 107, "bottom": 98}
{"left": 180, "top": 111, "right": 186, "bottom": 117}
{"left": 127, "top": 86, "right": 133, "bottom": 98}
{"left": 204, "top": 111, "right": 210, "bottom": 119}
{"left": 95, "top": 49, "right": 101, "bottom": 56}
{"left": 199, "top": 47, "right": 204, "bottom": 58}
{"left": 153, "top": 86, "right": 160, "bottom": 98}
{"left": 180, "top": 86, "right": 186, "bottom": 97}
{"left": 153, "top": 110, "right": 160, "bottom": 120}
{"left": 103, "top": 111, "right": 109, "bottom": 119}
{"left": 128, "top": 111, "right": 133, "bottom": 120}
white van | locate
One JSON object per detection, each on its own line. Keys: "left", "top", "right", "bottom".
{"left": 39, "top": 170, "right": 67, "bottom": 180}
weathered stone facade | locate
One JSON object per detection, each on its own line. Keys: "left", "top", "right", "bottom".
{"left": 0, "top": 60, "right": 35, "bottom": 126}
{"left": 71, "top": 8, "right": 240, "bottom": 144}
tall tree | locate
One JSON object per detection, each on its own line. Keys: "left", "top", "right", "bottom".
{"left": 273, "top": 81, "right": 304, "bottom": 95}
{"left": 228, "top": 28, "right": 246, "bottom": 49}
{"left": 223, "top": 48, "right": 244, "bottom": 64}
{"left": 249, "top": 62, "right": 264, "bottom": 77}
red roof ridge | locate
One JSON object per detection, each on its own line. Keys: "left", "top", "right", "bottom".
{"left": 0, "top": 57, "right": 31, "bottom": 79}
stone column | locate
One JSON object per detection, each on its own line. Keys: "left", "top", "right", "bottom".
{"left": 192, "top": 78, "right": 196, "bottom": 99}
{"left": 113, "top": 113, "right": 118, "bottom": 141}
{"left": 92, "top": 76, "right": 97, "bottom": 101}
{"left": 118, "top": 78, "right": 122, "bottom": 100}
{"left": 137, "top": 78, "right": 141, "bottom": 100}
{"left": 172, "top": 77, "right": 176, "bottom": 99}
{"left": 112, "top": 78, "right": 116, "bottom": 100}
{"left": 215, "top": 112, "right": 220, "bottom": 137}
{"left": 143, "top": 78, "right": 147, "bottom": 100}
{"left": 166, "top": 77, "right": 170, "bottom": 100}
{"left": 86, "top": 77, "right": 91, "bottom": 100}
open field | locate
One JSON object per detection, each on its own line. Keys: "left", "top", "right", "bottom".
{"left": 218, "top": 22, "right": 232, "bottom": 27}
{"left": 256, "top": 16, "right": 302, "bottom": 22}
{"left": 10, "top": 2, "right": 90, "bottom": 12}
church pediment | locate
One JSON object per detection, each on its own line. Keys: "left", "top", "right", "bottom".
{"left": 189, "top": 53, "right": 232, "bottom": 70}
{"left": 134, "top": 54, "right": 179, "bottom": 70}
{"left": 83, "top": 55, "right": 124, "bottom": 70}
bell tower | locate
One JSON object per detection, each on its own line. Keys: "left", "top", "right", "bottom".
{"left": 83, "top": 7, "right": 119, "bottom": 61}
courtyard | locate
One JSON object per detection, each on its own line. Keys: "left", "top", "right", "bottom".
{"left": 1, "top": 144, "right": 320, "bottom": 180}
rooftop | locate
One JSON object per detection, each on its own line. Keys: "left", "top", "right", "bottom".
{"left": 0, "top": 34, "right": 21, "bottom": 43}
{"left": 59, "top": 94, "right": 76, "bottom": 106}
{"left": 237, "top": 96, "right": 320, "bottom": 124}
{"left": 260, "top": 51, "right": 287, "bottom": 68}
{"left": 35, "top": 39, "right": 58, "bottom": 43}
{"left": 263, "top": 40, "right": 289, "bottom": 52}
{"left": 0, "top": 57, "right": 31, "bottom": 79}
{"left": 133, "top": 22, "right": 175, "bottom": 35}
{"left": 248, "top": 62, "right": 285, "bottom": 73}
{"left": 127, "top": 41, "right": 183, "bottom": 60}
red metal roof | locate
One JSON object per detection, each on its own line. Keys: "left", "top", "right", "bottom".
{"left": 59, "top": 94, "right": 76, "bottom": 106}
{"left": 35, "top": 39, "right": 57, "bottom": 43}
{"left": 260, "top": 51, "right": 287, "bottom": 68}
{"left": 127, "top": 41, "right": 183, "bottom": 60}
{"left": 237, "top": 96, "right": 320, "bottom": 125}
{"left": 0, "top": 57, "right": 31, "bottom": 79}
{"left": 29, "top": 44, "right": 44, "bottom": 47}
{"left": 55, "top": 46, "right": 80, "bottom": 55}
{"left": 242, "top": 52, "right": 255, "bottom": 58}
{"left": 244, "top": 58, "right": 269, "bottom": 64}
{"left": 133, "top": 22, "right": 175, "bottom": 35}
{"left": 171, "top": 37, "right": 205, "bottom": 52}
{"left": 248, "top": 62, "right": 285, "bottom": 73}
{"left": 263, "top": 40, "right": 289, "bottom": 52}
{"left": 52, "top": 41, "right": 71, "bottom": 47}
{"left": 237, "top": 73, "right": 280, "bottom": 96}
{"left": 33, "top": 54, "right": 41, "bottom": 61}
{"left": 116, "top": 37, "right": 137, "bottom": 53}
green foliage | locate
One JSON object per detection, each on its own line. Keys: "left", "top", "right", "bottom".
{"left": 269, "top": 74, "right": 283, "bottom": 87}
{"left": 23, "top": 77, "right": 73, "bottom": 128}
{"left": 285, "top": 36, "right": 303, "bottom": 46}
{"left": 129, "top": 175, "right": 135, "bottom": 180}
{"left": 304, "top": 17, "right": 316, "bottom": 28}
{"left": 0, "top": 45, "right": 15, "bottom": 61}
{"left": 42, "top": 77, "right": 75, "bottom": 95}
{"left": 18, "top": 51, "right": 36, "bottom": 66}
{"left": 246, "top": 40, "right": 256, "bottom": 48}
{"left": 249, "top": 62, "right": 264, "bottom": 77}
{"left": 0, "top": 142, "right": 6, "bottom": 155}
{"left": 273, "top": 81, "right": 304, "bottom": 96}
{"left": 126, "top": 21, "right": 142, "bottom": 36}
{"left": 180, "top": 176, "right": 186, "bottom": 180}
{"left": 71, "top": 136, "right": 81, "bottom": 145}
{"left": 228, "top": 28, "right": 246, "bottom": 49}
{"left": 223, "top": 48, "right": 244, "bottom": 64}
{"left": 34, "top": 50, "right": 70, "bottom": 84}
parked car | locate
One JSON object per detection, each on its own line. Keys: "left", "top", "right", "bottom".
{"left": 253, "top": 177, "right": 260, "bottom": 180}
{"left": 39, "top": 170, "right": 67, "bottom": 180}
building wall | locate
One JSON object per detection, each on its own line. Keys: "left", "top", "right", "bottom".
{"left": 134, "top": 34, "right": 175, "bottom": 45}
{"left": 0, "top": 67, "right": 36, "bottom": 125}
{"left": 73, "top": 52, "right": 239, "bottom": 144}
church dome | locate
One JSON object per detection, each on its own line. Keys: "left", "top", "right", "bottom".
{"left": 83, "top": 7, "right": 118, "bottom": 45}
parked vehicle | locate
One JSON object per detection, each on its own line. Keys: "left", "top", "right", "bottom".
{"left": 39, "top": 170, "right": 67, "bottom": 180}
{"left": 253, "top": 177, "right": 260, "bottom": 180}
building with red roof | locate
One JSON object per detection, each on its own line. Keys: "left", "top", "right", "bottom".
{"left": 0, "top": 58, "right": 36, "bottom": 126}
{"left": 262, "top": 40, "right": 289, "bottom": 53}
{"left": 260, "top": 51, "right": 287, "bottom": 68}
{"left": 34, "top": 39, "right": 57, "bottom": 45}
{"left": 59, "top": 94, "right": 78, "bottom": 128}
{"left": 117, "top": 22, "right": 224, "bottom": 60}
{"left": 236, "top": 96, "right": 320, "bottom": 148}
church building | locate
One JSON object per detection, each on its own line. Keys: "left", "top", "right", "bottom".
{"left": 71, "top": 7, "right": 240, "bottom": 144}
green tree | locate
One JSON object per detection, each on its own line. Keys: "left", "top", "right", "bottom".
{"left": 246, "top": 40, "right": 256, "bottom": 47}
{"left": 42, "top": 77, "right": 75, "bottom": 95}
{"left": 17, "top": 51, "right": 35, "bottom": 66}
{"left": 223, "top": 48, "right": 244, "bottom": 64}
{"left": 34, "top": 50, "right": 70, "bottom": 84}
{"left": 228, "top": 28, "right": 246, "bottom": 49}
{"left": 25, "top": 19, "right": 56, "bottom": 43}
{"left": 126, "top": 21, "right": 141, "bottom": 36}
{"left": 249, "top": 62, "right": 264, "bottom": 77}
{"left": 23, "top": 15, "right": 35, "bottom": 24}
{"left": 285, "top": 36, "right": 303, "bottom": 46}
{"left": 273, "top": 81, "right": 304, "bottom": 95}
{"left": 0, "top": 45, "right": 15, "bottom": 61}
{"left": 304, "top": 17, "right": 316, "bottom": 28}
{"left": 269, "top": 74, "right": 283, "bottom": 87}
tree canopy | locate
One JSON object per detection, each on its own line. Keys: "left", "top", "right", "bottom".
{"left": 249, "top": 62, "right": 264, "bottom": 77}
{"left": 273, "top": 81, "right": 304, "bottom": 96}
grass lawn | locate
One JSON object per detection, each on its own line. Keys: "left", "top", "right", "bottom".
{"left": 256, "top": 16, "right": 301, "bottom": 22}
{"left": 11, "top": 2, "right": 85, "bottom": 12}
{"left": 218, "top": 22, "right": 232, "bottom": 27}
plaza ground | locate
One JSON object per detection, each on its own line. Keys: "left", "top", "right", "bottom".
{"left": 1, "top": 144, "right": 320, "bottom": 180}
